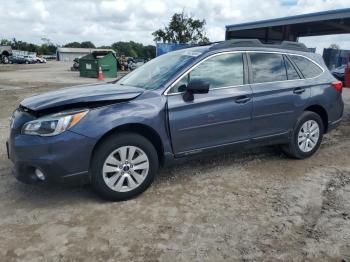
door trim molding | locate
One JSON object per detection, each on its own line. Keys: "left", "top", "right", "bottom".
{"left": 178, "top": 116, "right": 251, "bottom": 131}
{"left": 175, "top": 139, "right": 250, "bottom": 157}
{"left": 175, "top": 130, "right": 291, "bottom": 158}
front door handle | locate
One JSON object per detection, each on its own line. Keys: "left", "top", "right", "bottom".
{"left": 235, "top": 95, "right": 251, "bottom": 104}
{"left": 293, "top": 87, "right": 306, "bottom": 94}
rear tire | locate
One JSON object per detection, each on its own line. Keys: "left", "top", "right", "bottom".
{"left": 91, "top": 133, "right": 159, "bottom": 201}
{"left": 282, "top": 111, "right": 323, "bottom": 159}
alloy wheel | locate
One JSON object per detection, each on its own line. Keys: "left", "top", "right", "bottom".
{"left": 297, "top": 120, "right": 320, "bottom": 153}
{"left": 102, "top": 146, "right": 150, "bottom": 192}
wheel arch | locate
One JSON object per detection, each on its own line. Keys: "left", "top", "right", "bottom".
{"left": 90, "top": 123, "right": 164, "bottom": 167}
{"left": 304, "top": 104, "right": 328, "bottom": 133}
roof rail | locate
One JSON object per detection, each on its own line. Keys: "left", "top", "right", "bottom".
{"left": 279, "top": 41, "right": 308, "bottom": 52}
{"left": 210, "top": 39, "right": 263, "bottom": 50}
{"left": 210, "top": 39, "right": 309, "bottom": 52}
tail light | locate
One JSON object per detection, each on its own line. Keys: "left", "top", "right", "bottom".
{"left": 331, "top": 80, "right": 343, "bottom": 93}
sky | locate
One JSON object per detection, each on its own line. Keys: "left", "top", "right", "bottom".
{"left": 0, "top": 0, "right": 349, "bottom": 53}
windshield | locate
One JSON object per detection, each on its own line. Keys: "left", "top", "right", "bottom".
{"left": 118, "top": 47, "right": 207, "bottom": 89}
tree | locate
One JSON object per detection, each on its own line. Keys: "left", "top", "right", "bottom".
{"left": 0, "top": 39, "right": 12, "bottom": 46}
{"left": 39, "top": 38, "right": 56, "bottom": 54}
{"left": 64, "top": 41, "right": 95, "bottom": 48}
{"left": 329, "top": 44, "right": 340, "bottom": 50}
{"left": 143, "top": 45, "right": 156, "bottom": 58}
{"left": 152, "top": 11, "right": 209, "bottom": 44}
{"left": 40, "top": 43, "right": 57, "bottom": 54}
{"left": 110, "top": 41, "right": 156, "bottom": 59}
{"left": 64, "top": 42, "right": 81, "bottom": 48}
{"left": 80, "top": 41, "right": 95, "bottom": 48}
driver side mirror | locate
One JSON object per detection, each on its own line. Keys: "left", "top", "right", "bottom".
{"left": 183, "top": 80, "right": 210, "bottom": 102}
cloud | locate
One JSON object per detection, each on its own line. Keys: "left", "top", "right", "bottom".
{"left": 0, "top": 0, "right": 349, "bottom": 53}
{"left": 100, "top": 0, "right": 129, "bottom": 13}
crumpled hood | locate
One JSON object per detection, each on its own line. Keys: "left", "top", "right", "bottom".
{"left": 20, "top": 83, "right": 143, "bottom": 111}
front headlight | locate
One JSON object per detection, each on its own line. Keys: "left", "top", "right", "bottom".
{"left": 22, "top": 109, "right": 88, "bottom": 136}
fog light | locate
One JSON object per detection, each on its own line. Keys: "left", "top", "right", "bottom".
{"left": 35, "top": 168, "right": 45, "bottom": 181}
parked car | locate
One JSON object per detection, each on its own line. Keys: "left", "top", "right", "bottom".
{"left": 10, "top": 55, "right": 35, "bottom": 64}
{"left": 7, "top": 39, "right": 344, "bottom": 201}
{"left": 35, "top": 56, "right": 46, "bottom": 63}
{"left": 128, "top": 60, "right": 137, "bottom": 71}
{"left": 9, "top": 55, "right": 27, "bottom": 64}
{"left": 331, "top": 64, "right": 346, "bottom": 82}
{"left": 134, "top": 58, "right": 145, "bottom": 63}
{"left": 23, "top": 55, "right": 36, "bottom": 64}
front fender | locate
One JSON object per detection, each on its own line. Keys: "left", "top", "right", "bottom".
{"left": 69, "top": 93, "right": 173, "bottom": 154}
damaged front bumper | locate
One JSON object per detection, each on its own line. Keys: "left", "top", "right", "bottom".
{"left": 7, "top": 109, "right": 96, "bottom": 185}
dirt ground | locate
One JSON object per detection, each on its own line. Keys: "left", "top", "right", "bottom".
{"left": 0, "top": 62, "right": 350, "bottom": 261}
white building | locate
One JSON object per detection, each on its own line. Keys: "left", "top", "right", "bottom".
{"left": 56, "top": 48, "right": 115, "bottom": 61}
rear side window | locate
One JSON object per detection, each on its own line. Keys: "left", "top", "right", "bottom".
{"left": 249, "top": 53, "right": 287, "bottom": 83}
{"left": 284, "top": 56, "right": 300, "bottom": 80}
{"left": 289, "top": 55, "right": 323, "bottom": 78}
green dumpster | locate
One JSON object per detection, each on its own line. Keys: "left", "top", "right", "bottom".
{"left": 79, "top": 51, "right": 118, "bottom": 78}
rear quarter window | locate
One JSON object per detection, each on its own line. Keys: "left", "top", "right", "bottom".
{"left": 289, "top": 55, "right": 323, "bottom": 79}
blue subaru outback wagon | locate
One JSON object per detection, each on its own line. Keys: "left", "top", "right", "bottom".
{"left": 7, "top": 39, "right": 344, "bottom": 200}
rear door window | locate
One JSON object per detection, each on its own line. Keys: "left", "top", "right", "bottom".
{"left": 249, "top": 53, "right": 287, "bottom": 83}
{"left": 284, "top": 56, "right": 301, "bottom": 80}
{"left": 289, "top": 55, "right": 323, "bottom": 78}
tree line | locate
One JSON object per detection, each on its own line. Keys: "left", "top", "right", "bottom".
{"left": 0, "top": 39, "right": 156, "bottom": 59}
{"left": 64, "top": 41, "right": 155, "bottom": 58}
{"left": 1, "top": 11, "right": 209, "bottom": 59}
{"left": 0, "top": 39, "right": 57, "bottom": 55}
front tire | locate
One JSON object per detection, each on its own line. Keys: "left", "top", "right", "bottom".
{"left": 282, "top": 111, "right": 323, "bottom": 159}
{"left": 91, "top": 133, "right": 159, "bottom": 201}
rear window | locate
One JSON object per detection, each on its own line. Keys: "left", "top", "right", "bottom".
{"left": 249, "top": 53, "right": 287, "bottom": 83}
{"left": 289, "top": 55, "right": 323, "bottom": 78}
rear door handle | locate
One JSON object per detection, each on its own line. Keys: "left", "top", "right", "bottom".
{"left": 293, "top": 87, "right": 305, "bottom": 94}
{"left": 235, "top": 95, "right": 251, "bottom": 104}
